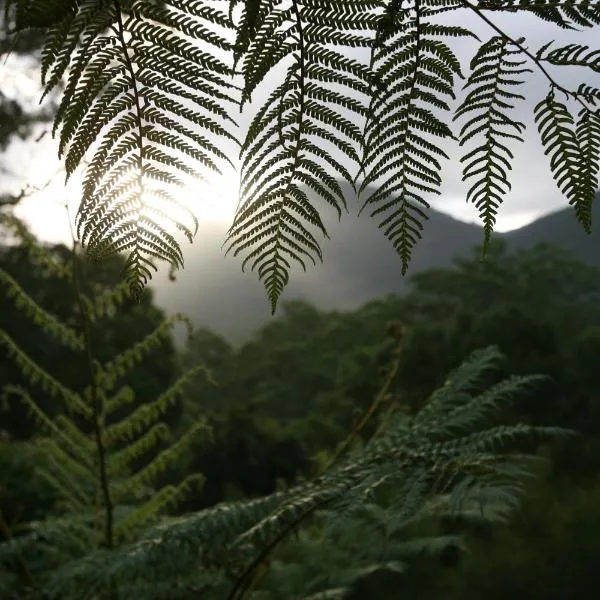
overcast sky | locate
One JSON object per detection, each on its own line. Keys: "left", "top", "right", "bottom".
{"left": 1, "top": 6, "right": 599, "bottom": 247}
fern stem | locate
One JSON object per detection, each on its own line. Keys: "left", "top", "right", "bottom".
{"left": 226, "top": 493, "right": 337, "bottom": 600}
{"left": 325, "top": 337, "right": 404, "bottom": 471}
{"left": 230, "top": 333, "right": 404, "bottom": 600}
{"left": 266, "top": 0, "right": 307, "bottom": 314}
{"left": 72, "top": 243, "right": 114, "bottom": 550}
{"left": 113, "top": 0, "right": 148, "bottom": 299}
{"left": 463, "top": 0, "right": 590, "bottom": 110}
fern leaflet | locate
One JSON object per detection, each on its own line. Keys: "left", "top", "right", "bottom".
{"left": 358, "top": 0, "right": 471, "bottom": 273}
{"left": 455, "top": 36, "right": 530, "bottom": 250}
{"left": 225, "top": 0, "right": 372, "bottom": 311}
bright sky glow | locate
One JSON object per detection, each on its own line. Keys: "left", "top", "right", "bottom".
{"left": 1, "top": 10, "right": 599, "bottom": 246}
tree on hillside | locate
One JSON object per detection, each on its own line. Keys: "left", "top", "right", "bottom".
{"left": 2, "top": 0, "right": 599, "bottom": 309}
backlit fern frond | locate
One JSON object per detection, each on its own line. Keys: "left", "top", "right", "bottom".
{"left": 225, "top": 0, "right": 373, "bottom": 312}
{"left": 80, "top": 280, "right": 131, "bottom": 322}
{"left": 455, "top": 36, "right": 530, "bottom": 250}
{"left": 99, "top": 312, "right": 192, "bottom": 391}
{"left": 0, "top": 226, "right": 214, "bottom": 589}
{"left": 577, "top": 83, "right": 600, "bottom": 107}
{"left": 6, "top": 0, "right": 600, "bottom": 311}
{"left": 534, "top": 91, "right": 600, "bottom": 232}
{"left": 0, "top": 337, "right": 89, "bottom": 416}
{"left": 0, "top": 268, "right": 83, "bottom": 350}
{"left": 358, "top": 0, "right": 472, "bottom": 273}
{"left": 480, "top": 0, "right": 600, "bottom": 29}
{"left": 533, "top": 41, "right": 600, "bottom": 231}
{"left": 7, "top": 0, "right": 77, "bottom": 30}
{"left": 0, "top": 213, "right": 72, "bottom": 281}
{"left": 105, "top": 364, "right": 211, "bottom": 442}
{"left": 37, "top": 0, "right": 238, "bottom": 299}
{"left": 576, "top": 107, "right": 600, "bottom": 222}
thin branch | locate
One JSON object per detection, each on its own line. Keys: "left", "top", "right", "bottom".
{"left": 463, "top": 0, "right": 592, "bottom": 109}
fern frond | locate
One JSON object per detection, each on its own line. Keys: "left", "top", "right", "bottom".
{"left": 80, "top": 280, "right": 131, "bottom": 323}
{"left": 486, "top": 0, "right": 600, "bottom": 30}
{"left": 455, "top": 36, "right": 530, "bottom": 251}
{"left": 537, "top": 40, "right": 600, "bottom": 70}
{"left": 575, "top": 107, "right": 600, "bottom": 226}
{"left": 0, "top": 213, "right": 73, "bottom": 280}
{"left": 107, "top": 422, "right": 171, "bottom": 472}
{"left": 0, "top": 268, "right": 84, "bottom": 350}
{"left": 534, "top": 91, "right": 597, "bottom": 232}
{"left": 358, "top": 3, "right": 472, "bottom": 273}
{"left": 105, "top": 364, "right": 210, "bottom": 441}
{"left": 27, "top": 345, "right": 570, "bottom": 600}
{"left": 113, "top": 473, "right": 205, "bottom": 541}
{"left": 38, "top": 0, "right": 238, "bottom": 298}
{"left": 226, "top": 0, "right": 371, "bottom": 312}
{"left": 577, "top": 83, "right": 600, "bottom": 106}
{"left": 1, "top": 386, "right": 91, "bottom": 463}
{"left": 0, "top": 339, "right": 89, "bottom": 416}
{"left": 99, "top": 312, "right": 192, "bottom": 392}
{"left": 112, "top": 417, "right": 211, "bottom": 500}
{"left": 35, "top": 438, "right": 95, "bottom": 509}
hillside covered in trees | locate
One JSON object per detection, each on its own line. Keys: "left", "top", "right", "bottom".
{"left": 2, "top": 229, "right": 600, "bottom": 598}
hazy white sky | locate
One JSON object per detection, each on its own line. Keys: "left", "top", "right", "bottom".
{"left": 1, "top": 6, "right": 599, "bottom": 246}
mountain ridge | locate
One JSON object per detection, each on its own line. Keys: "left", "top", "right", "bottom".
{"left": 150, "top": 189, "right": 599, "bottom": 342}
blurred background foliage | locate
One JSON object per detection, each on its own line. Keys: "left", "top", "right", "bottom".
{"left": 3, "top": 227, "right": 600, "bottom": 597}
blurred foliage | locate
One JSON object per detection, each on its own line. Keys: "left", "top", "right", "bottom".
{"left": 0, "top": 236, "right": 180, "bottom": 440}
{"left": 2, "top": 232, "right": 600, "bottom": 597}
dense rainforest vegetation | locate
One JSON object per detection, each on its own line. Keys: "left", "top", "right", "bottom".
{"left": 2, "top": 1, "right": 600, "bottom": 598}
{"left": 2, "top": 227, "right": 600, "bottom": 598}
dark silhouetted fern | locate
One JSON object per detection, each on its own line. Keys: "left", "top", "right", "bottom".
{"left": 224, "top": 0, "right": 372, "bottom": 312}
{"left": 455, "top": 36, "right": 530, "bottom": 251}
{"left": 4, "top": 0, "right": 600, "bottom": 308}
{"left": 358, "top": 4, "right": 472, "bottom": 272}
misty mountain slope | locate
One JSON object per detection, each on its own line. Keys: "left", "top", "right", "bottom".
{"left": 150, "top": 189, "right": 485, "bottom": 342}
{"left": 504, "top": 191, "right": 600, "bottom": 266}
{"left": 150, "top": 186, "right": 598, "bottom": 342}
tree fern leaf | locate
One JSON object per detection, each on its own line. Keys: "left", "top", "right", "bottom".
{"left": 537, "top": 41, "right": 600, "bottom": 70}
{"left": 0, "top": 268, "right": 84, "bottom": 350}
{"left": 2, "top": 386, "right": 91, "bottom": 459}
{"left": 575, "top": 107, "right": 600, "bottom": 229}
{"left": 359, "top": 2, "right": 464, "bottom": 274}
{"left": 65, "top": 86, "right": 135, "bottom": 179}
{"left": 100, "top": 313, "right": 191, "bottom": 392}
{"left": 36, "top": 1, "right": 238, "bottom": 299}
{"left": 108, "top": 423, "right": 171, "bottom": 472}
{"left": 113, "top": 419, "right": 209, "bottom": 496}
{"left": 228, "top": 0, "right": 370, "bottom": 311}
{"left": 105, "top": 364, "right": 209, "bottom": 441}
{"left": 455, "top": 36, "right": 530, "bottom": 251}
{"left": 0, "top": 338, "right": 89, "bottom": 416}
{"left": 534, "top": 91, "right": 593, "bottom": 231}
{"left": 0, "top": 214, "right": 73, "bottom": 280}
{"left": 42, "top": 0, "right": 113, "bottom": 99}
{"left": 132, "top": 0, "right": 232, "bottom": 52}
{"left": 577, "top": 83, "right": 600, "bottom": 106}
